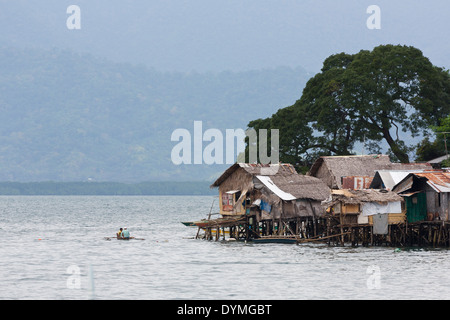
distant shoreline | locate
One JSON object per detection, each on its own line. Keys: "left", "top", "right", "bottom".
{"left": 0, "top": 181, "right": 216, "bottom": 196}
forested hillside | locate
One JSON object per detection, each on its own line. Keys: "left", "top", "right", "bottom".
{"left": 0, "top": 47, "right": 310, "bottom": 182}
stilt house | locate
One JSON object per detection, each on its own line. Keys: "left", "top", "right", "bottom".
{"left": 392, "top": 170, "right": 450, "bottom": 222}
{"left": 210, "top": 163, "right": 331, "bottom": 222}
{"left": 324, "top": 189, "right": 404, "bottom": 235}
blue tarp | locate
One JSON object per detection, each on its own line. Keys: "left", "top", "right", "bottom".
{"left": 260, "top": 200, "right": 272, "bottom": 213}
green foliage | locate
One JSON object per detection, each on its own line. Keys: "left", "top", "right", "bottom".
{"left": 415, "top": 114, "right": 450, "bottom": 162}
{"left": 248, "top": 45, "right": 450, "bottom": 166}
{"left": 415, "top": 136, "right": 446, "bottom": 162}
{"left": 434, "top": 114, "right": 450, "bottom": 133}
{"left": 442, "top": 159, "right": 450, "bottom": 167}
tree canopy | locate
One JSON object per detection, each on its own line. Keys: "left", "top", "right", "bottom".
{"left": 248, "top": 45, "right": 450, "bottom": 168}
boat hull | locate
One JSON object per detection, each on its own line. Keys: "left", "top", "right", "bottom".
{"left": 252, "top": 237, "right": 297, "bottom": 244}
{"left": 104, "top": 236, "right": 145, "bottom": 241}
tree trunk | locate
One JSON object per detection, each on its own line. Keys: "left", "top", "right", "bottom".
{"left": 382, "top": 127, "right": 410, "bottom": 163}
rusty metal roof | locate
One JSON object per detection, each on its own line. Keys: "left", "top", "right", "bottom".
{"left": 414, "top": 171, "right": 450, "bottom": 192}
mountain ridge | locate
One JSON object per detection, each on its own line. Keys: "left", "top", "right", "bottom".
{"left": 0, "top": 47, "right": 310, "bottom": 182}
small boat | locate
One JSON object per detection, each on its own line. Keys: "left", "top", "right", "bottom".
{"left": 192, "top": 221, "right": 211, "bottom": 228}
{"left": 104, "top": 236, "right": 145, "bottom": 241}
{"left": 252, "top": 236, "right": 298, "bottom": 244}
{"left": 181, "top": 219, "right": 218, "bottom": 228}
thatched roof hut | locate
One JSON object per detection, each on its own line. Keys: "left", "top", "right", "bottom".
{"left": 327, "top": 189, "right": 403, "bottom": 206}
{"left": 324, "top": 189, "right": 405, "bottom": 232}
{"left": 308, "top": 155, "right": 432, "bottom": 189}
{"left": 211, "top": 163, "right": 331, "bottom": 219}
{"left": 210, "top": 163, "right": 296, "bottom": 189}
{"left": 254, "top": 174, "right": 331, "bottom": 201}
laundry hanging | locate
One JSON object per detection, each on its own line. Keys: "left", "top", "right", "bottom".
{"left": 372, "top": 213, "right": 388, "bottom": 235}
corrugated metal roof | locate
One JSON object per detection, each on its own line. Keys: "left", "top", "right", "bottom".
{"left": 342, "top": 176, "right": 373, "bottom": 190}
{"left": 392, "top": 170, "right": 450, "bottom": 193}
{"left": 427, "top": 155, "right": 450, "bottom": 164}
{"left": 414, "top": 171, "right": 450, "bottom": 193}
{"left": 373, "top": 170, "right": 426, "bottom": 190}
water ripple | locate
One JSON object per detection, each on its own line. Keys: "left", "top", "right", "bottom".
{"left": 1, "top": 195, "right": 450, "bottom": 299}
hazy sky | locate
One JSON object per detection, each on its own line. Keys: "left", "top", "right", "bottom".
{"left": 0, "top": 0, "right": 448, "bottom": 73}
{"left": 0, "top": 0, "right": 447, "bottom": 181}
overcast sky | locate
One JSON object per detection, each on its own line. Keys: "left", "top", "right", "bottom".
{"left": 1, "top": 0, "right": 448, "bottom": 73}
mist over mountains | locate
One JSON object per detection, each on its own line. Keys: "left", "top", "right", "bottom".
{"left": 0, "top": 47, "right": 310, "bottom": 181}
{"left": 0, "top": 1, "right": 448, "bottom": 183}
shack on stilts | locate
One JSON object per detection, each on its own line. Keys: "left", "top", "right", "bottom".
{"left": 185, "top": 158, "right": 450, "bottom": 248}
{"left": 194, "top": 163, "right": 331, "bottom": 242}
{"left": 322, "top": 189, "right": 406, "bottom": 247}
{"left": 390, "top": 170, "right": 450, "bottom": 247}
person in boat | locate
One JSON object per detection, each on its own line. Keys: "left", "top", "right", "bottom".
{"left": 122, "top": 227, "right": 130, "bottom": 239}
{"left": 117, "top": 228, "right": 123, "bottom": 239}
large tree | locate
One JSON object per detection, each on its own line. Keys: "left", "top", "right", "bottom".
{"left": 248, "top": 45, "right": 450, "bottom": 165}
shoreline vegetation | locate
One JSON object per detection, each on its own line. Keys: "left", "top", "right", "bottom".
{"left": 0, "top": 181, "right": 215, "bottom": 196}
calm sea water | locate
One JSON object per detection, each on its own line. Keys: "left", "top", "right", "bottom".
{"left": 1, "top": 195, "right": 450, "bottom": 300}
